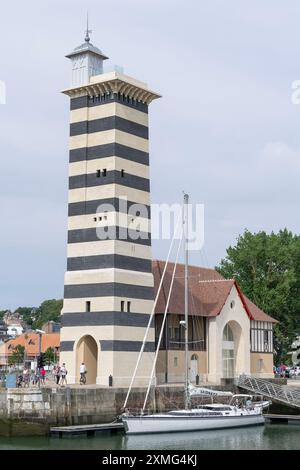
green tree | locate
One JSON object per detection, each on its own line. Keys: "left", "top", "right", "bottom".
{"left": 33, "top": 299, "right": 63, "bottom": 329}
{"left": 8, "top": 345, "right": 25, "bottom": 365}
{"left": 0, "top": 310, "right": 7, "bottom": 320}
{"left": 217, "top": 229, "right": 300, "bottom": 364}
{"left": 44, "top": 347, "right": 56, "bottom": 366}
{"left": 14, "top": 307, "right": 35, "bottom": 327}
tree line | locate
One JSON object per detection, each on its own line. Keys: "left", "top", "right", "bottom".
{"left": 0, "top": 299, "right": 63, "bottom": 330}
{"left": 217, "top": 228, "right": 300, "bottom": 364}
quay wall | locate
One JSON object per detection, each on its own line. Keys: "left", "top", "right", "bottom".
{"left": 0, "top": 383, "right": 233, "bottom": 436}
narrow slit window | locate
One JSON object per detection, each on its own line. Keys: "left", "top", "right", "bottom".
{"left": 121, "top": 169, "right": 125, "bottom": 177}
{"left": 102, "top": 169, "right": 107, "bottom": 177}
{"left": 127, "top": 301, "right": 131, "bottom": 313}
{"left": 86, "top": 301, "right": 91, "bottom": 312}
{"left": 98, "top": 216, "right": 102, "bottom": 221}
{"left": 121, "top": 300, "right": 125, "bottom": 312}
{"left": 93, "top": 217, "right": 97, "bottom": 222}
{"left": 96, "top": 170, "right": 101, "bottom": 178}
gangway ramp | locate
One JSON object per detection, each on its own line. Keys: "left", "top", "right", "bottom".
{"left": 237, "top": 374, "right": 300, "bottom": 410}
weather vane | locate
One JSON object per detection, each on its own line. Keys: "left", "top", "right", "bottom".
{"left": 85, "top": 13, "right": 92, "bottom": 42}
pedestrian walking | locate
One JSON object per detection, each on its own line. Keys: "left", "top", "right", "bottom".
{"left": 60, "top": 363, "right": 67, "bottom": 387}
{"left": 55, "top": 364, "right": 61, "bottom": 385}
{"left": 23, "top": 368, "right": 30, "bottom": 388}
{"left": 52, "top": 365, "right": 57, "bottom": 384}
{"left": 40, "top": 366, "right": 46, "bottom": 386}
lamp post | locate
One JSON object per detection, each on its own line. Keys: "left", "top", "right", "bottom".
{"left": 35, "top": 329, "right": 45, "bottom": 387}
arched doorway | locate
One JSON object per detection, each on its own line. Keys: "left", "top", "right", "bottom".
{"left": 222, "top": 321, "right": 243, "bottom": 378}
{"left": 76, "top": 335, "right": 98, "bottom": 384}
{"left": 190, "top": 354, "right": 198, "bottom": 383}
{"left": 222, "top": 324, "right": 235, "bottom": 378}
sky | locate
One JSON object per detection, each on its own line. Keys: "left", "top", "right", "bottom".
{"left": 1, "top": 0, "right": 300, "bottom": 310}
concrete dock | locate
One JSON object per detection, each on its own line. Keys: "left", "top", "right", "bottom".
{"left": 264, "top": 414, "right": 300, "bottom": 424}
{"left": 50, "top": 422, "right": 124, "bottom": 437}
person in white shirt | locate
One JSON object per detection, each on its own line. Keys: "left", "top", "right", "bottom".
{"left": 60, "top": 363, "right": 67, "bottom": 386}
{"left": 80, "top": 363, "right": 87, "bottom": 384}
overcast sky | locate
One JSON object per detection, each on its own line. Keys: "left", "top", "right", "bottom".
{"left": 1, "top": 0, "right": 300, "bottom": 309}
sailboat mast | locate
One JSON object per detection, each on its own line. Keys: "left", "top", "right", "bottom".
{"left": 184, "top": 192, "right": 190, "bottom": 410}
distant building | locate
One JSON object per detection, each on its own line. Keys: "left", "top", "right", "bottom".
{"left": 0, "top": 332, "right": 60, "bottom": 368}
{"left": 3, "top": 311, "right": 25, "bottom": 338}
{"left": 0, "top": 320, "right": 8, "bottom": 344}
{"left": 6, "top": 324, "right": 23, "bottom": 337}
{"left": 42, "top": 321, "right": 61, "bottom": 334}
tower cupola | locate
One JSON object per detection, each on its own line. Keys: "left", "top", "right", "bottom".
{"left": 66, "top": 22, "right": 108, "bottom": 87}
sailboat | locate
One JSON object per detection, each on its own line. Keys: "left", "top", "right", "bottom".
{"left": 122, "top": 194, "right": 267, "bottom": 435}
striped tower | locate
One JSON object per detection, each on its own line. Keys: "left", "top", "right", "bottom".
{"left": 59, "top": 31, "right": 161, "bottom": 386}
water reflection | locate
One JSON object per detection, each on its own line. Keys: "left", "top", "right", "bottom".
{"left": 0, "top": 424, "right": 299, "bottom": 450}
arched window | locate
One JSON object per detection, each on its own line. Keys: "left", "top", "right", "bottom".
{"left": 223, "top": 324, "right": 234, "bottom": 342}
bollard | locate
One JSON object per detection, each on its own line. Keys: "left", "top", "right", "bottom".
{"left": 109, "top": 374, "right": 113, "bottom": 387}
{"left": 196, "top": 374, "right": 199, "bottom": 385}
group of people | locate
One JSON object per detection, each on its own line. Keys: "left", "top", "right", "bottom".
{"left": 16, "top": 362, "right": 87, "bottom": 387}
{"left": 52, "top": 363, "right": 87, "bottom": 385}
{"left": 17, "top": 367, "right": 46, "bottom": 387}
{"left": 52, "top": 363, "right": 68, "bottom": 386}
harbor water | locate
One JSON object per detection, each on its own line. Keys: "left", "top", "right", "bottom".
{"left": 0, "top": 424, "right": 299, "bottom": 450}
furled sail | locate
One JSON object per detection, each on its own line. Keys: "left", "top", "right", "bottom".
{"left": 188, "top": 384, "right": 233, "bottom": 397}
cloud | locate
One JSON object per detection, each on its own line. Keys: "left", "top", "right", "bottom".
{"left": 260, "top": 141, "right": 300, "bottom": 169}
{"left": 1, "top": 0, "right": 300, "bottom": 308}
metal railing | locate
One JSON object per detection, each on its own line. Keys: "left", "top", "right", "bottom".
{"left": 237, "top": 374, "right": 300, "bottom": 409}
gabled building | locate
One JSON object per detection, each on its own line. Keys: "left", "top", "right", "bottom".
{"left": 153, "top": 261, "right": 277, "bottom": 384}
{"left": 0, "top": 333, "right": 60, "bottom": 368}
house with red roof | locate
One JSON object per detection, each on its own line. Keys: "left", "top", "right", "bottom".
{"left": 0, "top": 333, "right": 60, "bottom": 368}
{"left": 153, "top": 260, "right": 277, "bottom": 384}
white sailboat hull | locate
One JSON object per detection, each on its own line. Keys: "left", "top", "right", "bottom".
{"left": 123, "top": 413, "right": 265, "bottom": 435}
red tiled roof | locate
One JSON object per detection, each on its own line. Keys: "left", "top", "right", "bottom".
{"left": 152, "top": 260, "right": 277, "bottom": 323}
{"left": 3, "top": 333, "right": 60, "bottom": 355}
{"left": 244, "top": 296, "right": 278, "bottom": 323}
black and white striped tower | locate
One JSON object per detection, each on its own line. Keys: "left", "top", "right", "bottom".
{"left": 59, "top": 29, "right": 161, "bottom": 385}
